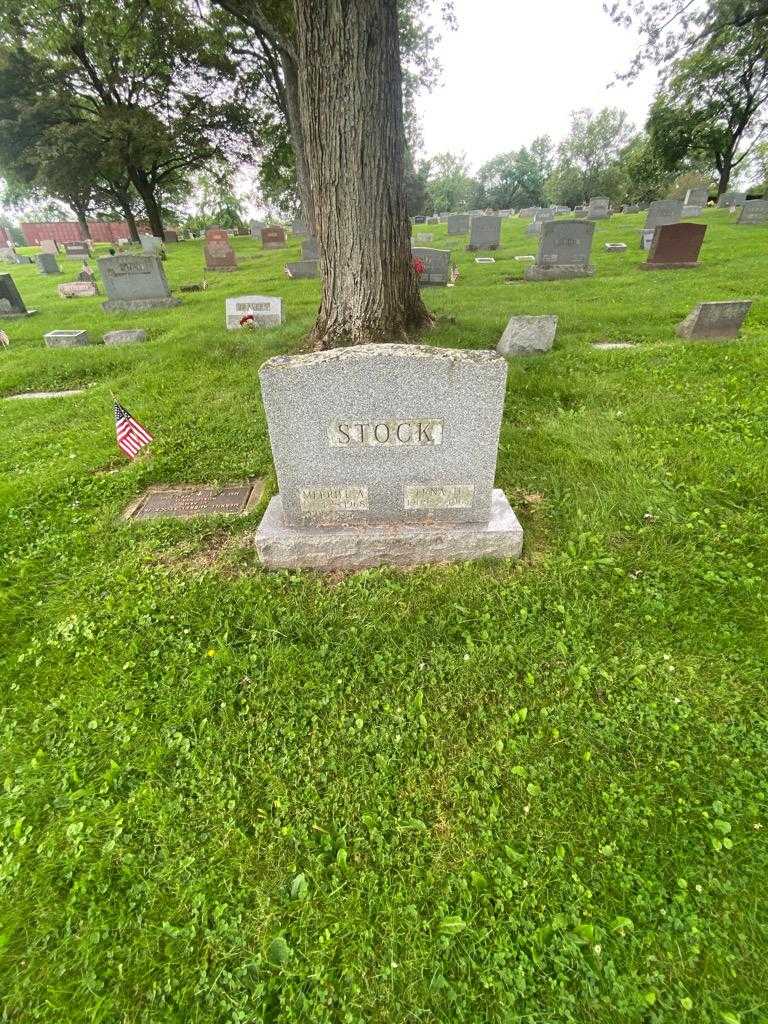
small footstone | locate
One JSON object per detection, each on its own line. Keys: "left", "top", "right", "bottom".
{"left": 103, "top": 329, "right": 148, "bottom": 346}
{"left": 591, "top": 342, "right": 636, "bottom": 350}
{"left": 514, "top": 255, "right": 535, "bottom": 262}
{"left": 5, "top": 389, "right": 85, "bottom": 400}
{"left": 604, "top": 243, "right": 627, "bottom": 252}
{"left": 475, "top": 257, "right": 496, "bottom": 264}
{"left": 497, "top": 315, "right": 558, "bottom": 357}
{"left": 44, "top": 329, "right": 90, "bottom": 348}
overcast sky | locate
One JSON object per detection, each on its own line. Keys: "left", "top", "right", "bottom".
{"left": 417, "top": 0, "right": 660, "bottom": 170}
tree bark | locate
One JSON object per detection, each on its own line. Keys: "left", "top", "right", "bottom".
{"left": 293, "top": 0, "right": 432, "bottom": 349}
{"left": 129, "top": 169, "right": 165, "bottom": 238}
{"left": 71, "top": 203, "right": 91, "bottom": 240}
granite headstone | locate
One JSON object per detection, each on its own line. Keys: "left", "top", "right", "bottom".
{"left": 641, "top": 223, "right": 706, "bottom": 270}
{"left": 676, "top": 301, "right": 752, "bottom": 339}
{"left": 524, "top": 220, "right": 595, "bottom": 280}
{"left": 467, "top": 215, "right": 501, "bottom": 251}
{"left": 98, "top": 255, "right": 181, "bottom": 311}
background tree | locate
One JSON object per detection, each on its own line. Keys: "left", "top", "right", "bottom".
{"left": 545, "top": 108, "right": 635, "bottom": 205}
{"left": 646, "top": 26, "right": 768, "bottom": 194}
{"left": 615, "top": 132, "right": 681, "bottom": 203}
{"left": 183, "top": 168, "right": 247, "bottom": 232}
{"left": 425, "top": 152, "right": 477, "bottom": 213}
{"left": 403, "top": 151, "right": 431, "bottom": 216}
{"left": 476, "top": 138, "right": 552, "bottom": 209}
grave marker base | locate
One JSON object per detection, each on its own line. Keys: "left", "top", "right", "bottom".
{"left": 524, "top": 265, "right": 595, "bottom": 281}
{"left": 254, "top": 489, "right": 523, "bottom": 571}
{"left": 639, "top": 261, "right": 701, "bottom": 271}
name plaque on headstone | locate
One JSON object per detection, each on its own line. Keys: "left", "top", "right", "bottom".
{"left": 127, "top": 481, "right": 263, "bottom": 521}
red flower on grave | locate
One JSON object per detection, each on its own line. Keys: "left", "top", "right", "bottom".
{"left": 412, "top": 256, "right": 426, "bottom": 276}
{"left": 239, "top": 313, "right": 255, "bottom": 328}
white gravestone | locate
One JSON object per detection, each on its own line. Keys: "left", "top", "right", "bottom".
{"left": 225, "top": 295, "right": 282, "bottom": 329}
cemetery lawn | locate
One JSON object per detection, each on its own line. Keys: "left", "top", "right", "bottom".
{"left": 2, "top": 212, "right": 768, "bottom": 1024}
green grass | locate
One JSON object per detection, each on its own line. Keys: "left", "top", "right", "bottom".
{"left": 1, "top": 212, "right": 767, "bottom": 1023}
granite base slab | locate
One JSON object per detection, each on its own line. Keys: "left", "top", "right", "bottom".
{"left": 524, "top": 265, "right": 595, "bottom": 281}
{"left": 101, "top": 297, "right": 182, "bottom": 312}
{"left": 0, "top": 309, "right": 38, "bottom": 318}
{"left": 639, "top": 262, "right": 701, "bottom": 271}
{"left": 255, "top": 489, "right": 524, "bottom": 571}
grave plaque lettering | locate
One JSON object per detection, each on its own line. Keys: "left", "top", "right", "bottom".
{"left": 225, "top": 295, "right": 282, "bottom": 329}
{"left": 254, "top": 344, "right": 523, "bottom": 569}
{"left": 127, "top": 481, "right": 263, "bottom": 521}
{"left": 446, "top": 214, "right": 470, "bottom": 235}
{"left": 738, "top": 200, "right": 768, "bottom": 225}
{"left": 0, "top": 274, "right": 35, "bottom": 317}
{"left": 261, "top": 226, "right": 286, "bottom": 250}
{"left": 675, "top": 300, "right": 752, "bottom": 339}
{"left": 467, "top": 215, "right": 501, "bottom": 251}
{"left": 412, "top": 247, "right": 451, "bottom": 286}
{"left": 641, "top": 223, "right": 706, "bottom": 270}
{"left": 524, "top": 220, "right": 595, "bottom": 280}
{"left": 58, "top": 281, "right": 98, "bottom": 298}
{"left": 98, "top": 255, "right": 181, "bottom": 311}
{"left": 204, "top": 228, "right": 237, "bottom": 271}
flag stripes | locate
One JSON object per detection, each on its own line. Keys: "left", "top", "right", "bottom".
{"left": 114, "top": 401, "right": 153, "bottom": 459}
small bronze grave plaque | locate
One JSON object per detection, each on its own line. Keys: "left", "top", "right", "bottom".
{"left": 127, "top": 480, "right": 263, "bottom": 521}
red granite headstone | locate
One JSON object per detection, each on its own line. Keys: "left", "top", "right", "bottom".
{"left": 261, "top": 226, "right": 287, "bottom": 250}
{"left": 204, "top": 227, "right": 237, "bottom": 271}
{"left": 641, "top": 223, "right": 706, "bottom": 270}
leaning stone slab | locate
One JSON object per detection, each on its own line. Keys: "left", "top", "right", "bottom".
{"left": 36, "top": 253, "right": 61, "bottom": 275}
{"left": 284, "top": 260, "right": 319, "bottom": 279}
{"left": 641, "top": 223, "right": 706, "bottom": 270}
{"left": 103, "top": 329, "right": 148, "bottom": 345}
{"left": 685, "top": 187, "right": 709, "bottom": 207}
{"left": 44, "top": 329, "right": 90, "bottom": 347}
{"left": 253, "top": 344, "right": 522, "bottom": 570}
{"left": 497, "top": 315, "right": 558, "bottom": 356}
{"left": 675, "top": 300, "right": 751, "bottom": 340}
{"left": 98, "top": 255, "right": 181, "bottom": 312}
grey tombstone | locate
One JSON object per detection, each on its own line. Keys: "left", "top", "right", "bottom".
{"left": 225, "top": 295, "right": 282, "bottom": 329}
{"left": 413, "top": 216, "right": 426, "bottom": 224}
{"left": 36, "top": 253, "right": 61, "bottom": 275}
{"left": 44, "top": 329, "right": 90, "bottom": 348}
{"left": 302, "top": 237, "right": 319, "bottom": 260}
{"left": 640, "top": 228, "right": 656, "bottom": 250}
{"left": 103, "top": 329, "right": 148, "bottom": 345}
{"left": 586, "top": 197, "right": 610, "bottom": 220}
{"left": 622, "top": 204, "right": 641, "bottom": 213}
{"left": 65, "top": 242, "right": 91, "bottom": 259}
{"left": 717, "top": 191, "right": 747, "bottom": 208}
{"left": 40, "top": 239, "right": 59, "bottom": 255}
{"left": 285, "top": 259, "right": 319, "bottom": 279}
{"left": 253, "top": 344, "right": 523, "bottom": 570}
{"left": 414, "top": 232, "right": 434, "bottom": 242}
{"left": 249, "top": 219, "right": 265, "bottom": 237}
{"left": 738, "top": 200, "right": 768, "bottom": 225}
{"left": 467, "top": 215, "right": 501, "bottom": 251}
{"left": 446, "top": 214, "right": 470, "bottom": 235}
{"left": 291, "top": 220, "right": 308, "bottom": 237}
{"left": 497, "top": 315, "right": 558, "bottom": 357}
{"left": 682, "top": 205, "right": 702, "bottom": 218}
{"left": 644, "top": 200, "right": 683, "bottom": 230}
{"left": 685, "top": 187, "right": 709, "bottom": 207}
{"left": 525, "top": 209, "right": 555, "bottom": 236}
{"left": 675, "top": 301, "right": 752, "bottom": 340}
{"left": 98, "top": 255, "right": 181, "bottom": 312}
{"left": 139, "top": 234, "right": 163, "bottom": 255}
{"left": 0, "top": 274, "right": 36, "bottom": 317}
{"left": 411, "top": 247, "right": 451, "bottom": 286}
{"left": 524, "top": 220, "right": 595, "bottom": 281}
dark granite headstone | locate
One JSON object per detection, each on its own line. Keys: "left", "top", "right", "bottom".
{"left": 261, "top": 226, "right": 287, "bottom": 250}
{"left": 641, "top": 223, "right": 706, "bottom": 270}
{"left": 0, "top": 274, "right": 35, "bottom": 317}
{"left": 36, "top": 253, "right": 61, "bottom": 275}
{"left": 204, "top": 228, "right": 237, "bottom": 271}
{"left": 284, "top": 260, "right": 319, "bottom": 278}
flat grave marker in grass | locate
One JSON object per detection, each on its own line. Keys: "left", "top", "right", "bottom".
{"left": 254, "top": 343, "right": 523, "bottom": 570}
{"left": 44, "top": 329, "right": 91, "bottom": 347}
{"left": 641, "top": 223, "right": 707, "bottom": 270}
{"left": 58, "top": 281, "right": 98, "bottom": 298}
{"left": 125, "top": 480, "right": 264, "bottom": 521}
{"left": 676, "top": 300, "right": 752, "bottom": 340}
{"left": 4, "top": 388, "right": 86, "bottom": 399}
{"left": 98, "top": 254, "right": 181, "bottom": 312}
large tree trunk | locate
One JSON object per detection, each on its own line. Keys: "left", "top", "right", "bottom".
{"left": 281, "top": 49, "right": 316, "bottom": 234}
{"left": 72, "top": 204, "right": 91, "bottom": 240}
{"left": 118, "top": 193, "right": 141, "bottom": 242}
{"left": 717, "top": 160, "right": 732, "bottom": 196}
{"left": 293, "top": 0, "right": 432, "bottom": 349}
{"left": 129, "top": 169, "right": 165, "bottom": 238}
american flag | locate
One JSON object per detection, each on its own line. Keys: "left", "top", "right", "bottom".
{"left": 114, "top": 401, "right": 153, "bottom": 459}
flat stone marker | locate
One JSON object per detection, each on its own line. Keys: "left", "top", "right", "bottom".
{"left": 58, "top": 281, "right": 98, "bottom": 298}
{"left": 126, "top": 480, "right": 264, "bottom": 521}
{"left": 254, "top": 344, "right": 523, "bottom": 570}
{"left": 44, "top": 329, "right": 90, "bottom": 348}
{"left": 717, "top": 191, "right": 746, "bottom": 208}
{"left": 525, "top": 220, "right": 595, "bottom": 280}
{"left": 5, "top": 389, "right": 85, "bottom": 400}
{"left": 104, "top": 329, "right": 148, "bottom": 345}
{"left": 685, "top": 187, "right": 709, "bottom": 207}
{"left": 514, "top": 255, "right": 535, "bottom": 262}
{"left": 586, "top": 197, "right": 610, "bottom": 220}
{"left": 446, "top": 214, "right": 470, "bottom": 235}
{"left": 98, "top": 255, "right": 181, "bottom": 312}
{"left": 0, "top": 274, "right": 36, "bottom": 318}
{"left": 65, "top": 242, "right": 91, "bottom": 259}
{"left": 675, "top": 300, "right": 751, "bottom": 339}
{"left": 225, "top": 295, "right": 282, "bottom": 329}
{"left": 497, "top": 315, "right": 558, "bottom": 357}
{"left": 604, "top": 242, "right": 627, "bottom": 251}
{"left": 592, "top": 341, "right": 636, "bottom": 350}
{"left": 36, "top": 253, "right": 61, "bottom": 275}
{"left": 40, "top": 239, "right": 59, "bottom": 254}
{"left": 467, "top": 215, "right": 501, "bottom": 251}
{"left": 301, "top": 237, "right": 319, "bottom": 260}
{"left": 412, "top": 247, "right": 451, "bottom": 286}
{"left": 204, "top": 228, "right": 237, "bottom": 272}
{"left": 738, "top": 200, "right": 768, "bottom": 225}
{"left": 285, "top": 259, "right": 319, "bottom": 279}
{"left": 414, "top": 232, "right": 434, "bottom": 242}
{"left": 474, "top": 257, "right": 495, "bottom": 264}
{"left": 641, "top": 223, "right": 706, "bottom": 270}
{"left": 261, "top": 226, "right": 287, "bottom": 250}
